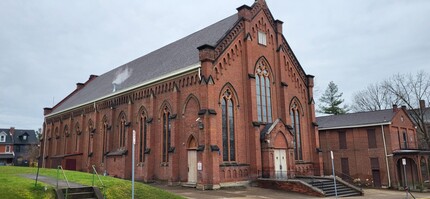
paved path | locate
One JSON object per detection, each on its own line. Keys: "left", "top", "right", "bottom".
{"left": 151, "top": 183, "right": 430, "bottom": 199}
{"left": 22, "top": 174, "right": 85, "bottom": 189}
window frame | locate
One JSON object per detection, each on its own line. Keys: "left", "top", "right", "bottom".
{"left": 339, "top": 131, "right": 347, "bottom": 149}
{"left": 222, "top": 89, "right": 236, "bottom": 162}
{"left": 258, "top": 31, "right": 267, "bottom": 46}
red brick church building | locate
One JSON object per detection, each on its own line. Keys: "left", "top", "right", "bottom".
{"left": 41, "top": 0, "right": 322, "bottom": 189}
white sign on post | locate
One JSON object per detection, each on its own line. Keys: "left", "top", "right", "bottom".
{"left": 133, "top": 130, "right": 136, "bottom": 145}
{"left": 197, "top": 161, "right": 202, "bottom": 171}
{"left": 402, "top": 158, "right": 406, "bottom": 166}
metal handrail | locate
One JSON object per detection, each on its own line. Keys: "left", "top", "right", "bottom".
{"left": 56, "top": 165, "right": 70, "bottom": 199}
{"left": 92, "top": 165, "right": 106, "bottom": 198}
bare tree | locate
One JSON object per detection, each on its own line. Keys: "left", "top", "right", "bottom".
{"left": 383, "top": 71, "right": 430, "bottom": 149}
{"left": 351, "top": 83, "right": 401, "bottom": 112}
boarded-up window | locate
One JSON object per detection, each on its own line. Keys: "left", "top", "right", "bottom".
{"left": 370, "top": 157, "right": 379, "bottom": 170}
{"left": 339, "top": 131, "right": 347, "bottom": 149}
{"left": 341, "top": 158, "right": 350, "bottom": 176}
{"left": 367, "top": 129, "right": 377, "bottom": 148}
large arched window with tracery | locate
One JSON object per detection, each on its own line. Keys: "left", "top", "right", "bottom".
{"left": 222, "top": 89, "right": 235, "bottom": 162}
{"left": 255, "top": 58, "right": 272, "bottom": 123}
{"left": 290, "top": 102, "right": 302, "bottom": 160}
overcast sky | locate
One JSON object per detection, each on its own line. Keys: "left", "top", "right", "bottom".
{"left": 1, "top": 0, "right": 429, "bottom": 130}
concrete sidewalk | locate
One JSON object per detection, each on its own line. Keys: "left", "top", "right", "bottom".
{"left": 23, "top": 174, "right": 85, "bottom": 189}
{"left": 151, "top": 183, "right": 430, "bottom": 199}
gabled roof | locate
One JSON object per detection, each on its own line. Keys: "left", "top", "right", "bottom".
{"left": 0, "top": 129, "right": 13, "bottom": 144}
{"left": 316, "top": 109, "right": 397, "bottom": 130}
{"left": 50, "top": 13, "right": 240, "bottom": 115}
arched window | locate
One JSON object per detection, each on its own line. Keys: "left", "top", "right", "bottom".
{"left": 290, "top": 102, "right": 302, "bottom": 160}
{"left": 255, "top": 59, "right": 272, "bottom": 122}
{"left": 63, "top": 125, "right": 69, "bottom": 154}
{"left": 74, "top": 123, "right": 80, "bottom": 152}
{"left": 139, "top": 112, "right": 148, "bottom": 162}
{"left": 88, "top": 120, "right": 94, "bottom": 155}
{"left": 162, "top": 107, "right": 171, "bottom": 163}
{"left": 102, "top": 117, "right": 108, "bottom": 163}
{"left": 118, "top": 113, "right": 127, "bottom": 148}
{"left": 222, "top": 89, "right": 235, "bottom": 162}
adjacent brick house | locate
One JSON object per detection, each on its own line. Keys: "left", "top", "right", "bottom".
{"left": 0, "top": 129, "right": 14, "bottom": 165}
{"left": 41, "top": 0, "right": 322, "bottom": 189}
{"left": 0, "top": 127, "right": 38, "bottom": 166}
{"left": 318, "top": 105, "right": 430, "bottom": 190}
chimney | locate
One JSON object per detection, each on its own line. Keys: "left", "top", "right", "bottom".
{"left": 89, "top": 74, "right": 98, "bottom": 81}
{"left": 401, "top": 105, "right": 407, "bottom": 111}
{"left": 44, "top": 107, "right": 53, "bottom": 115}
{"left": 275, "top": 19, "right": 283, "bottom": 34}
{"left": 392, "top": 104, "right": 398, "bottom": 112}
{"left": 420, "top": 100, "right": 426, "bottom": 109}
{"left": 76, "top": 83, "right": 85, "bottom": 90}
{"left": 236, "top": 5, "right": 252, "bottom": 21}
{"left": 9, "top": 127, "right": 15, "bottom": 135}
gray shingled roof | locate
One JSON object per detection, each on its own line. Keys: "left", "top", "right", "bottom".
{"left": 317, "top": 109, "right": 397, "bottom": 130}
{"left": 12, "top": 129, "right": 38, "bottom": 145}
{"left": 51, "top": 14, "right": 239, "bottom": 115}
{"left": 0, "top": 129, "right": 13, "bottom": 144}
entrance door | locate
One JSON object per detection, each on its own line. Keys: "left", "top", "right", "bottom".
{"left": 372, "top": 170, "right": 381, "bottom": 187}
{"left": 187, "top": 150, "right": 197, "bottom": 184}
{"left": 65, "top": 159, "right": 76, "bottom": 171}
{"left": 274, "top": 149, "right": 287, "bottom": 179}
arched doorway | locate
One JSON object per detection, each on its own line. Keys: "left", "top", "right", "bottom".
{"left": 273, "top": 132, "right": 288, "bottom": 179}
{"left": 187, "top": 136, "right": 198, "bottom": 184}
{"left": 397, "top": 158, "right": 419, "bottom": 189}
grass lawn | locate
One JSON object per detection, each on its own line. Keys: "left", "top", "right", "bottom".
{"left": 0, "top": 166, "right": 184, "bottom": 199}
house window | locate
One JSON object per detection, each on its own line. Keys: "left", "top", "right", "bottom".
{"left": 290, "top": 102, "right": 302, "bottom": 160}
{"left": 139, "top": 113, "right": 147, "bottom": 162}
{"left": 222, "top": 89, "right": 235, "bottom": 162}
{"left": 5, "top": 145, "right": 10, "bottom": 153}
{"left": 0, "top": 133, "right": 5, "bottom": 142}
{"left": 339, "top": 131, "right": 347, "bottom": 149}
{"left": 258, "top": 31, "right": 267, "bottom": 45}
{"left": 367, "top": 129, "right": 377, "bottom": 148}
{"left": 402, "top": 131, "right": 408, "bottom": 149}
{"left": 255, "top": 59, "right": 272, "bottom": 123}
{"left": 162, "top": 107, "right": 171, "bottom": 163}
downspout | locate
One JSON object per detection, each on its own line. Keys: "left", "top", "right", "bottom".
{"left": 381, "top": 124, "right": 391, "bottom": 187}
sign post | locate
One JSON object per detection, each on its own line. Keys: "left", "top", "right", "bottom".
{"left": 330, "top": 151, "right": 338, "bottom": 198}
{"left": 132, "top": 130, "right": 136, "bottom": 199}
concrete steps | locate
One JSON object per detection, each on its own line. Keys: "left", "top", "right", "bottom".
{"left": 56, "top": 186, "right": 103, "bottom": 199}
{"left": 298, "top": 176, "right": 363, "bottom": 197}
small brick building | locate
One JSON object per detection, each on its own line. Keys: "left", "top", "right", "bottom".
{"left": 41, "top": 0, "right": 322, "bottom": 189}
{"left": 318, "top": 105, "right": 430, "bottom": 190}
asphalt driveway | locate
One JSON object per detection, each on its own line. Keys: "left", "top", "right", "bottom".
{"left": 151, "top": 184, "right": 430, "bottom": 199}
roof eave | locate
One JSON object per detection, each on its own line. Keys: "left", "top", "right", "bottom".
{"left": 318, "top": 122, "right": 392, "bottom": 131}
{"left": 46, "top": 62, "right": 201, "bottom": 118}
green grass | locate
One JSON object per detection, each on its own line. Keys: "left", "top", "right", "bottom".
{"left": 0, "top": 166, "right": 184, "bottom": 199}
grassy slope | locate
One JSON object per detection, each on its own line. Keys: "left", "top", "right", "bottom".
{"left": 0, "top": 166, "right": 184, "bottom": 199}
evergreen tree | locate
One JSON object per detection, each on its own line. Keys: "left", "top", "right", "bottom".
{"left": 318, "top": 81, "right": 348, "bottom": 115}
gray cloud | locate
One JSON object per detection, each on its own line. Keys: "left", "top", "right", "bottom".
{"left": 0, "top": 0, "right": 429, "bottom": 129}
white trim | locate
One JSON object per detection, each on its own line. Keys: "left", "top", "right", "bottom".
{"left": 318, "top": 122, "right": 391, "bottom": 131}
{"left": 46, "top": 62, "right": 201, "bottom": 118}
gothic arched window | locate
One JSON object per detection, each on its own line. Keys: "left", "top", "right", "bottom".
{"left": 139, "top": 111, "right": 148, "bottom": 162}
{"left": 118, "top": 113, "right": 127, "bottom": 148}
{"left": 222, "top": 89, "right": 235, "bottom": 162}
{"left": 162, "top": 107, "right": 171, "bottom": 163}
{"left": 290, "top": 102, "right": 302, "bottom": 160}
{"left": 255, "top": 59, "right": 272, "bottom": 122}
